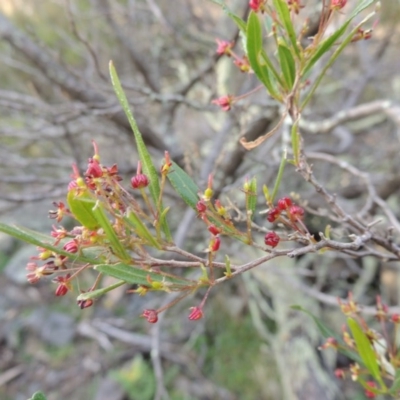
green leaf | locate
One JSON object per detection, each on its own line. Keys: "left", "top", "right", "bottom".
{"left": 67, "top": 188, "right": 99, "bottom": 231}
{"left": 95, "top": 263, "right": 194, "bottom": 289}
{"left": 109, "top": 61, "right": 171, "bottom": 241}
{"left": 292, "top": 306, "right": 362, "bottom": 363}
{"left": 246, "top": 12, "right": 281, "bottom": 99}
{"left": 76, "top": 280, "right": 125, "bottom": 301}
{"left": 272, "top": 0, "right": 300, "bottom": 57}
{"left": 389, "top": 369, "right": 400, "bottom": 395}
{"left": 124, "top": 209, "right": 161, "bottom": 249}
{"left": 302, "top": 6, "right": 377, "bottom": 109}
{"left": 208, "top": 0, "right": 246, "bottom": 32}
{"left": 167, "top": 161, "right": 199, "bottom": 209}
{"left": 291, "top": 119, "right": 300, "bottom": 166}
{"left": 29, "top": 392, "right": 47, "bottom": 400}
{"left": 91, "top": 203, "right": 130, "bottom": 261}
{"left": 303, "top": 20, "right": 351, "bottom": 77}
{"left": 347, "top": 317, "right": 384, "bottom": 387}
{"left": 0, "top": 223, "right": 98, "bottom": 265}
{"left": 351, "top": 0, "right": 377, "bottom": 18}
{"left": 246, "top": 177, "right": 257, "bottom": 221}
{"left": 271, "top": 149, "right": 287, "bottom": 202}
{"left": 277, "top": 43, "right": 296, "bottom": 90}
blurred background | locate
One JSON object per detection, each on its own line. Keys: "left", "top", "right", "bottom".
{"left": 0, "top": 1, "right": 400, "bottom": 399}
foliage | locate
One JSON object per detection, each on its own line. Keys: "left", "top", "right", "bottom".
{"left": 3, "top": 0, "right": 399, "bottom": 399}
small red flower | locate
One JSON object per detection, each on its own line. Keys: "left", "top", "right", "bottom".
{"left": 267, "top": 207, "right": 280, "bottom": 223}
{"left": 142, "top": 309, "right": 159, "bottom": 323}
{"left": 331, "top": 0, "right": 347, "bottom": 10}
{"left": 131, "top": 174, "right": 149, "bottom": 189}
{"left": 334, "top": 369, "right": 345, "bottom": 379}
{"left": 288, "top": 205, "right": 304, "bottom": 219}
{"left": 54, "top": 274, "right": 71, "bottom": 296}
{"left": 77, "top": 298, "right": 94, "bottom": 309}
{"left": 277, "top": 197, "right": 292, "bottom": 211}
{"left": 320, "top": 337, "right": 338, "bottom": 350}
{"left": 85, "top": 158, "right": 103, "bottom": 178}
{"left": 209, "top": 236, "right": 221, "bottom": 252}
{"left": 196, "top": 200, "right": 207, "bottom": 213}
{"left": 49, "top": 202, "right": 70, "bottom": 223}
{"left": 365, "top": 381, "right": 377, "bottom": 398}
{"left": 249, "top": 0, "right": 264, "bottom": 12}
{"left": 392, "top": 314, "right": 400, "bottom": 323}
{"left": 212, "top": 95, "right": 234, "bottom": 111}
{"left": 216, "top": 39, "right": 233, "bottom": 56}
{"left": 233, "top": 56, "right": 250, "bottom": 73}
{"left": 188, "top": 306, "right": 203, "bottom": 321}
{"left": 63, "top": 240, "right": 79, "bottom": 253}
{"left": 50, "top": 226, "right": 68, "bottom": 245}
{"left": 208, "top": 225, "right": 221, "bottom": 236}
{"left": 264, "top": 232, "right": 280, "bottom": 248}
{"left": 26, "top": 262, "right": 42, "bottom": 284}
{"left": 131, "top": 161, "right": 149, "bottom": 189}
{"left": 161, "top": 151, "right": 172, "bottom": 175}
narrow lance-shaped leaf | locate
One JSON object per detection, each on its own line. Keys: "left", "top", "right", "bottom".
{"left": 67, "top": 188, "right": 100, "bottom": 231}
{"left": 95, "top": 263, "right": 194, "bottom": 288}
{"left": 347, "top": 317, "right": 385, "bottom": 389}
{"left": 124, "top": 209, "right": 161, "bottom": 249}
{"left": 246, "top": 11, "right": 281, "bottom": 99}
{"left": 271, "top": 148, "right": 287, "bottom": 203}
{"left": 167, "top": 161, "right": 199, "bottom": 209}
{"left": 272, "top": 0, "right": 300, "bottom": 57}
{"left": 301, "top": 9, "right": 376, "bottom": 110}
{"left": 350, "top": 0, "right": 377, "bottom": 18}
{"left": 0, "top": 223, "right": 98, "bottom": 265}
{"left": 91, "top": 203, "right": 131, "bottom": 261}
{"left": 246, "top": 177, "right": 257, "bottom": 221}
{"left": 291, "top": 119, "right": 300, "bottom": 166}
{"left": 208, "top": 0, "right": 247, "bottom": 32}
{"left": 109, "top": 61, "right": 172, "bottom": 241}
{"left": 303, "top": 20, "right": 351, "bottom": 77}
{"left": 389, "top": 369, "right": 400, "bottom": 395}
{"left": 292, "top": 306, "right": 362, "bottom": 363}
{"left": 277, "top": 42, "right": 296, "bottom": 90}
{"left": 76, "top": 280, "right": 126, "bottom": 301}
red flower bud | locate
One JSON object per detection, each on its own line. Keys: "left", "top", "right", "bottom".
{"left": 212, "top": 95, "right": 234, "bottom": 111}
{"left": 196, "top": 200, "right": 207, "bottom": 213}
{"left": 188, "top": 306, "right": 203, "bottom": 321}
{"left": 249, "top": 0, "right": 264, "bottom": 12}
{"left": 264, "top": 232, "right": 280, "bottom": 248}
{"left": 289, "top": 205, "right": 304, "bottom": 219}
{"left": 331, "top": 0, "right": 347, "bottom": 10}
{"left": 392, "top": 314, "right": 400, "bottom": 323}
{"left": 131, "top": 174, "right": 149, "bottom": 189}
{"left": 334, "top": 369, "right": 345, "bottom": 379}
{"left": 209, "top": 236, "right": 221, "bottom": 252}
{"left": 267, "top": 207, "right": 280, "bottom": 223}
{"left": 55, "top": 283, "right": 69, "bottom": 296}
{"left": 85, "top": 158, "right": 103, "bottom": 178}
{"left": 131, "top": 161, "right": 150, "bottom": 189}
{"left": 365, "top": 381, "right": 377, "bottom": 398}
{"left": 277, "top": 197, "right": 292, "bottom": 211}
{"left": 54, "top": 274, "right": 71, "bottom": 296}
{"left": 208, "top": 225, "right": 221, "bottom": 236}
{"left": 215, "top": 39, "right": 233, "bottom": 56}
{"left": 63, "top": 240, "right": 78, "bottom": 253}
{"left": 142, "top": 309, "right": 158, "bottom": 323}
{"left": 77, "top": 298, "right": 94, "bottom": 309}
